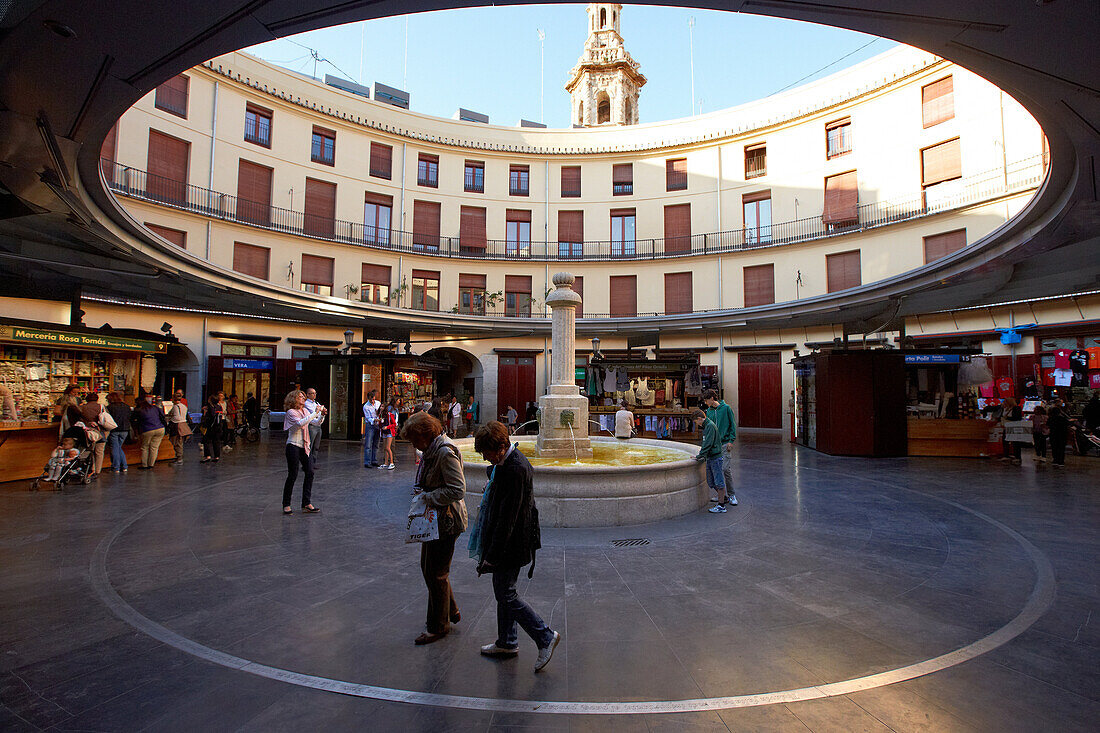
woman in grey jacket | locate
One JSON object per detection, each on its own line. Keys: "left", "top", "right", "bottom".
{"left": 403, "top": 411, "right": 468, "bottom": 645}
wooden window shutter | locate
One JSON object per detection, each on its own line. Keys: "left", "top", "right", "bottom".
{"left": 612, "top": 163, "right": 632, "bottom": 184}
{"left": 303, "top": 178, "right": 337, "bottom": 237}
{"left": 743, "top": 264, "right": 775, "bottom": 307}
{"left": 459, "top": 206, "right": 487, "bottom": 250}
{"left": 101, "top": 124, "right": 118, "bottom": 168}
{"left": 155, "top": 74, "right": 189, "bottom": 118}
{"left": 235, "top": 159, "right": 273, "bottom": 225}
{"left": 609, "top": 275, "right": 637, "bottom": 317}
{"left": 664, "top": 272, "right": 693, "bottom": 314}
{"left": 558, "top": 210, "right": 583, "bottom": 242}
{"left": 363, "top": 191, "right": 393, "bottom": 207}
{"left": 666, "top": 158, "right": 687, "bottom": 190}
{"left": 301, "top": 254, "right": 334, "bottom": 286}
{"left": 561, "top": 166, "right": 581, "bottom": 197}
{"left": 505, "top": 275, "right": 532, "bottom": 293}
{"left": 664, "top": 204, "right": 691, "bottom": 253}
{"left": 412, "top": 269, "right": 440, "bottom": 281}
{"left": 145, "top": 223, "right": 186, "bottom": 249}
{"left": 572, "top": 275, "right": 584, "bottom": 318}
{"left": 459, "top": 273, "right": 486, "bottom": 289}
{"left": 922, "top": 76, "right": 954, "bottom": 128}
{"left": 923, "top": 228, "right": 967, "bottom": 263}
{"left": 147, "top": 129, "right": 189, "bottom": 203}
{"left": 412, "top": 200, "right": 441, "bottom": 247}
{"left": 369, "top": 142, "right": 393, "bottom": 179}
{"left": 742, "top": 189, "right": 771, "bottom": 205}
{"left": 826, "top": 250, "right": 861, "bottom": 293}
{"left": 823, "top": 171, "right": 858, "bottom": 224}
{"left": 232, "top": 242, "right": 270, "bottom": 280}
{"left": 361, "top": 263, "right": 390, "bottom": 284}
{"left": 506, "top": 209, "right": 532, "bottom": 223}
{"left": 921, "top": 138, "right": 962, "bottom": 186}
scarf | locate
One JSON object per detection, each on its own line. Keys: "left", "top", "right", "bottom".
{"left": 467, "top": 464, "right": 496, "bottom": 562}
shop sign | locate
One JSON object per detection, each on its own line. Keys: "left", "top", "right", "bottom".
{"left": 575, "top": 368, "right": 586, "bottom": 380}
{"left": 0, "top": 325, "right": 167, "bottom": 353}
{"left": 223, "top": 358, "right": 273, "bottom": 370}
{"left": 904, "top": 354, "right": 969, "bottom": 364}
{"left": 596, "top": 361, "right": 696, "bottom": 372}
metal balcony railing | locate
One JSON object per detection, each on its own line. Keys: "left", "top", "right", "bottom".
{"left": 103, "top": 155, "right": 1044, "bottom": 263}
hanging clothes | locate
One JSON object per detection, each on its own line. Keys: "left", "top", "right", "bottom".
{"left": 635, "top": 377, "right": 655, "bottom": 407}
{"left": 603, "top": 367, "right": 618, "bottom": 394}
{"left": 685, "top": 367, "right": 702, "bottom": 396}
{"left": 586, "top": 365, "right": 601, "bottom": 396}
{"left": 616, "top": 369, "right": 630, "bottom": 391}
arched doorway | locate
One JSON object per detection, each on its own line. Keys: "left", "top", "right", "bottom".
{"left": 421, "top": 347, "right": 485, "bottom": 433}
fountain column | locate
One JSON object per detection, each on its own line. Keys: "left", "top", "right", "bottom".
{"left": 536, "top": 272, "right": 593, "bottom": 458}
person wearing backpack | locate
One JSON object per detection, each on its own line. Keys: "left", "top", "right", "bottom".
{"left": 470, "top": 421, "right": 560, "bottom": 672}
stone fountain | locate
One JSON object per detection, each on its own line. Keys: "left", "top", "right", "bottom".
{"left": 536, "top": 272, "right": 592, "bottom": 459}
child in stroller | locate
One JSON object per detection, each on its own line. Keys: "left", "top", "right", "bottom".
{"left": 33, "top": 423, "right": 94, "bottom": 490}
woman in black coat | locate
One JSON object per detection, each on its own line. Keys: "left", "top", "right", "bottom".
{"left": 1047, "top": 402, "right": 1070, "bottom": 468}
{"left": 471, "top": 421, "right": 560, "bottom": 672}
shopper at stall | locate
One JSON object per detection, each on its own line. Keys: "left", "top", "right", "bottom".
{"left": 380, "top": 398, "right": 398, "bottom": 470}
{"left": 428, "top": 397, "right": 444, "bottom": 425}
{"left": 403, "top": 411, "right": 467, "bottom": 646}
{"left": 362, "top": 389, "right": 382, "bottom": 468}
{"left": 471, "top": 421, "right": 560, "bottom": 671}
{"left": 693, "top": 408, "right": 730, "bottom": 513}
{"left": 1048, "top": 401, "right": 1070, "bottom": 468}
{"left": 0, "top": 383, "right": 17, "bottom": 421}
{"left": 703, "top": 389, "right": 739, "bottom": 506}
{"left": 200, "top": 395, "right": 225, "bottom": 463}
{"left": 131, "top": 392, "right": 167, "bottom": 469}
{"left": 105, "top": 392, "right": 131, "bottom": 473}
{"left": 1000, "top": 397, "right": 1024, "bottom": 465}
{"left": 167, "top": 390, "right": 190, "bottom": 463}
{"left": 56, "top": 384, "right": 83, "bottom": 438}
{"left": 78, "top": 392, "right": 107, "bottom": 477}
{"left": 282, "top": 389, "right": 323, "bottom": 515}
{"left": 614, "top": 401, "right": 635, "bottom": 439}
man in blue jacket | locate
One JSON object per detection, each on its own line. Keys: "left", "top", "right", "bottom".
{"left": 703, "top": 389, "right": 738, "bottom": 507}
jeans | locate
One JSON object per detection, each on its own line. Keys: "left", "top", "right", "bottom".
{"left": 107, "top": 429, "right": 128, "bottom": 470}
{"left": 420, "top": 534, "right": 459, "bottom": 634}
{"left": 283, "top": 443, "right": 314, "bottom": 508}
{"left": 720, "top": 443, "right": 736, "bottom": 498}
{"left": 705, "top": 456, "right": 725, "bottom": 493}
{"left": 492, "top": 565, "right": 553, "bottom": 650}
{"left": 202, "top": 428, "right": 221, "bottom": 460}
{"left": 363, "top": 425, "right": 380, "bottom": 465}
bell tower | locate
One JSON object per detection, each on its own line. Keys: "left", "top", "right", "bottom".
{"left": 565, "top": 4, "right": 646, "bottom": 127}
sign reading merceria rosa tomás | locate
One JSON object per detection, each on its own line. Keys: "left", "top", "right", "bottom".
{"left": 0, "top": 325, "right": 167, "bottom": 353}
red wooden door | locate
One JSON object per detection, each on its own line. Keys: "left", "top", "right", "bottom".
{"left": 738, "top": 353, "right": 783, "bottom": 428}
{"left": 497, "top": 355, "right": 536, "bottom": 423}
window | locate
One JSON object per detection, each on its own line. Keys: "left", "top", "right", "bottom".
{"left": 311, "top": 126, "right": 335, "bottom": 165}
{"left": 597, "top": 93, "right": 611, "bottom": 124}
{"left": 232, "top": 242, "right": 270, "bottom": 280}
{"left": 664, "top": 204, "right": 691, "bottom": 254}
{"left": 244, "top": 103, "right": 272, "bottom": 147}
{"left": 154, "top": 75, "right": 189, "bottom": 118}
{"left": 743, "top": 264, "right": 775, "bottom": 307}
{"left": 235, "top": 159, "right": 273, "bottom": 226}
{"left": 458, "top": 273, "right": 487, "bottom": 315}
{"left": 609, "top": 275, "right": 637, "bottom": 317}
{"left": 464, "top": 160, "right": 485, "bottom": 193}
{"left": 300, "top": 254, "right": 334, "bottom": 296}
{"left": 923, "top": 229, "right": 967, "bottom": 263}
{"left": 506, "top": 209, "right": 531, "bottom": 258}
{"left": 745, "top": 144, "right": 766, "bottom": 178}
{"left": 561, "top": 165, "right": 581, "bottom": 197}
{"left": 509, "top": 165, "right": 530, "bottom": 196}
{"left": 922, "top": 76, "right": 954, "bottom": 128}
{"left": 921, "top": 138, "right": 962, "bottom": 187}
{"left": 363, "top": 192, "right": 392, "bottom": 246}
{"left": 144, "top": 223, "right": 186, "bottom": 249}
{"left": 369, "top": 142, "right": 393, "bottom": 179}
{"left": 303, "top": 178, "right": 336, "bottom": 238}
{"left": 826, "top": 250, "right": 861, "bottom": 292}
{"left": 459, "top": 206, "right": 487, "bottom": 254}
{"left": 742, "top": 191, "right": 771, "bottom": 246}
{"left": 612, "top": 163, "right": 632, "bottom": 195}
{"left": 505, "top": 275, "right": 532, "bottom": 317}
{"left": 222, "top": 342, "right": 273, "bottom": 357}
{"left": 666, "top": 158, "right": 687, "bottom": 191}
{"left": 412, "top": 200, "right": 441, "bottom": 250}
{"left": 610, "top": 209, "right": 636, "bottom": 257}
{"left": 558, "top": 210, "right": 583, "bottom": 259}
{"left": 417, "top": 153, "right": 439, "bottom": 187}
{"left": 664, "top": 272, "right": 693, "bottom": 315}
{"left": 361, "top": 264, "right": 391, "bottom": 304}
{"left": 146, "top": 129, "right": 189, "bottom": 204}
{"left": 823, "top": 171, "right": 858, "bottom": 227}
{"left": 573, "top": 276, "right": 584, "bottom": 318}
{"left": 411, "top": 269, "right": 440, "bottom": 311}
{"left": 825, "top": 118, "right": 851, "bottom": 159}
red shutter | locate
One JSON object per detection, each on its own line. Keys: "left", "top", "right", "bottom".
{"left": 609, "top": 275, "right": 637, "bottom": 317}
{"left": 459, "top": 273, "right": 486, "bottom": 288}
{"left": 505, "top": 275, "right": 531, "bottom": 294}
{"left": 922, "top": 76, "right": 954, "bottom": 128}
{"left": 459, "top": 206, "right": 487, "bottom": 250}
{"left": 303, "top": 177, "right": 337, "bottom": 237}
{"left": 144, "top": 223, "right": 186, "bottom": 249}
{"left": 743, "top": 264, "right": 775, "bottom": 307}
{"left": 558, "top": 210, "right": 583, "bottom": 242}
{"left": 154, "top": 74, "right": 189, "bottom": 118}
{"left": 370, "top": 142, "right": 392, "bottom": 179}
{"left": 301, "top": 254, "right": 334, "bottom": 286}
{"left": 561, "top": 166, "right": 581, "bottom": 197}
{"left": 233, "top": 242, "right": 270, "bottom": 280}
{"left": 147, "top": 129, "right": 189, "bottom": 204}
{"left": 412, "top": 200, "right": 441, "bottom": 248}
{"left": 826, "top": 250, "right": 861, "bottom": 293}
{"left": 922, "top": 138, "right": 961, "bottom": 186}
{"left": 612, "top": 163, "right": 632, "bottom": 184}
{"left": 666, "top": 158, "right": 687, "bottom": 190}
{"left": 664, "top": 203, "right": 691, "bottom": 253}
{"left": 361, "top": 263, "right": 390, "bottom": 285}
{"left": 923, "top": 229, "right": 967, "bottom": 263}
{"left": 101, "top": 124, "right": 118, "bottom": 164}
{"left": 664, "top": 272, "right": 693, "bottom": 314}
{"left": 236, "top": 159, "right": 273, "bottom": 225}
{"left": 412, "top": 269, "right": 440, "bottom": 280}
{"left": 823, "top": 171, "right": 858, "bottom": 224}
{"left": 363, "top": 191, "right": 393, "bottom": 207}
{"left": 506, "top": 208, "right": 532, "bottom": 223}
{"left": 573, "top": 275, "right": 583, "bottom": 318}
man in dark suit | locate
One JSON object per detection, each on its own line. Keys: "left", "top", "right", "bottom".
{"left": 471, "top": 421, "right": 560, "bottom": 672}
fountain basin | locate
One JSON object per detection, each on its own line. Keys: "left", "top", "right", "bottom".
{"left": 455, "top": 436, "right": 708, "bottom": 528}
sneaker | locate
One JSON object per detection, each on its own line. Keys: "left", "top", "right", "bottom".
{"left": 708, "top": 504, "right": 727, "bottom": 514}
{"left": 386, "top": 463, "right": 396, "bottom": 470}
{"left": 480, "top": 643, "right": 519, "bottom": 658}
{"left": 534, "top": 631, "right": 560, "bottom": 672}
{"left": 709, "top": 497, "right": 720, "bottom": 503}
{"left": 727, "top": 496, "right": 738, "bottom": 506}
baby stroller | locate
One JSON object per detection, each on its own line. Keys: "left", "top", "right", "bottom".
{"left": 31, "top": 428, "right": 94, "bottom": 491}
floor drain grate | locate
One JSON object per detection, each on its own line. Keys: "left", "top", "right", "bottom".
{"left": 610, "top": 538, "right": 650, "bottom": 548}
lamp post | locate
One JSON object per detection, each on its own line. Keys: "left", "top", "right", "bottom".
{"left": 343, "top": 329, "right": 354, "bottom": 354}
{"left": 591, "top": 336, "right": 601, "bottom": 359}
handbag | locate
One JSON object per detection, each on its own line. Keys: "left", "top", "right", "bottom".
{"left": 404, "top": 494, "right": 440, "bottom": 544}
{"left": 98, "top": 410, "right": 118, "bottom": 431}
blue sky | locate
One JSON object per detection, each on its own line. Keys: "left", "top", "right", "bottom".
{"left": 247, "top": 5, "right": 895, "bottom": 129}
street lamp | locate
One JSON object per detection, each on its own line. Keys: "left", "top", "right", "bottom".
{"left": 343, "top": 329, "right": 354, "bottom": 353}
{"left": 590, "top": 336, "right": 601, "bottom": 359}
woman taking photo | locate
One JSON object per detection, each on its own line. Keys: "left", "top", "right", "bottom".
{"left": 283, "top": 389, "right": 323, "bottom": 515}
{"left": 402, "top": 411, "right": 467, "bottom": 645}
{"left": 379, "top": 398, "right": 398, "bottom": 470}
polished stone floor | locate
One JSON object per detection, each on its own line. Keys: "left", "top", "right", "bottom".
{"left": 1, "top": 432, "right": 1097, "bottom": 732}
